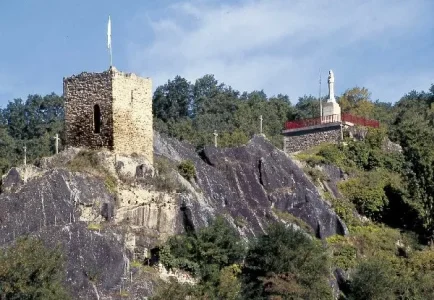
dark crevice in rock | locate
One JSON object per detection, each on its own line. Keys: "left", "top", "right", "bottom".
{"left": 180, "top": 202, "right": 195, "bottom": 234}
{"left": 258, "top": 158, "right": 264, "bottom": 187}
{"left": 334, "top": 268, "right": 351, "bottom": 295}
{"left": 198, "top": 149, "right": 214, "bottom": 167}
{"left": 315, "top": 222, "right": 322, "bottom": 239}
{"left": 335, "top": 217, "right": 346, "bottom": 236}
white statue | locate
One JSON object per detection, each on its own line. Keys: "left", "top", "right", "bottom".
{"left": 328, "top": 70, "right": 336, "bottom": 102}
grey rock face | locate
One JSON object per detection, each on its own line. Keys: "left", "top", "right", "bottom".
{"left": 0, "top": 133, "right": 347, "bottom": 299}
{"left": 0, "top": 169, "right": 127, "bottom": 299}
{"left": 0, "top": 167, "right": 23, "bottom": 193}
{"left": 155, "top": 133, "right": 347, "bottom": 238}
{"left": 35, "top": 224, "right": 127, "bottom": 299}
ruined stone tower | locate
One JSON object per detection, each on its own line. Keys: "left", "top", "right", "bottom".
{"left": 63, "top": 66, "right": 153, "bottom": 164}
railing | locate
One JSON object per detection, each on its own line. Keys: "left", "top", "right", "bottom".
{"left": 341, "top": 113, "right": 379, "bottom": 128}
{"left": 284, "top": 113, "right": 379, "bottom": 130}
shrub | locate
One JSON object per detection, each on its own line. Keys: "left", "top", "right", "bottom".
{"left": 67, "top": 150, "right": 118, "bottom": 195}
{"left": 272, "top": 208, "right": 314, "bottom": 234}
{"left": 177, "top": 160, "right": 196, "bottom": 181}
{"left": 160, "top": 216, "right": 245, "bottom": 281}
{"left": 326, "top": 235, "right": 358, "bottom": 270}
{"left": 0, "top": 237, "right": 71, "bottom": 299}
{"left": 234, "top": 216, "right": 247, "bottom": 228}
{"left": 303, "top": 166, "right": 329, "bottom": 184}
{"left": 147, "top": 156, "right": 183, "bottom": 192}
{"left": 317, "top": 143, "right": 345, "bottom": 166}
{"left": 87, "top": 223, "right": 102, "bottom": 231}
{"left": 294, "top": 153, "right": 325, "bottom": 167}
{"left": 338, "top": 170, "right": 389, "bottom": 220}
{"left": 243, "top": 222, "right": 333, "bottom": 299}
{"left": 67, "top": 149, "right": 100, "bottom": 172}
{"left": 348, "top": 258, "right": 397, "bottom": 300}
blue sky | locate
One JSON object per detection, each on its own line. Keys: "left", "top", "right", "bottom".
{"left": 1, "top": 0, "right": 434, "bottom": 108}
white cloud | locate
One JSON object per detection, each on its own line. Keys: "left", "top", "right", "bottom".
{"left": 128, "top": 0, "right": 433, "bottom": 103}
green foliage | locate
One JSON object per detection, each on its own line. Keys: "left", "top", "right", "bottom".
{"left": 153, "top": 74, "right": 299, "bottom": 149}
{"left": 391, "top": 87, "right": 434, "bottom": 240}
{"left": 67, "top": 150, "right": 100, "bottom": 171}
{"left": 0, "top": 93, "right": 64, "bottom": 177}
{"left": 151, "top": 278, "right": 198, "bottom": 300}
{"left": 218, "top": 129, "right": 249, "bottom": 148}
{"left": 348, "top": 258, "right": 397, "bottom": 300}
{"left": 317, "top": 143, "right": 346, "bottom": 166}
{"left": 87, "top": 223, "right": 102, "bottom": 231}
{"left": 0, "top": 237, "right": 71, "bottom": 299}
{"left": 234, "top": 216, "right": 248, "bottom": 228}
{"left": 67, "top": 150, "right": 117, "bottom": 194}
{"left": 324, "top": 191, "right": 360, "bottom": 227}
{"left": 177, "top": 160, "right": 196, "bottom": 181}
{"left": 326, "top": 235, "right": 358, "bottom": 270}
{"left": 243, "top": 222, "right": 333, "bottom": 300}
{"left": 160, "top": 216, "right": 245, "bottom": 280}
{"left": 338, "top": 86, "right": 375, "bottom": 118}
{"left": 149, "top": 156, "right": 183, "bottom": 192}
{"left": 156, "top": 216, "right": 245, "bottom": 298}
{"left": 217, "top": 264, "right": 242, "bottom": 300}
{"left": 338, "top": 170, "right": 389, "bottom": 220}
{"left": 303, "top": 166, "right": 329, "bottom": 185}
{"left": 272, "top": 207, "right": 314, "bottom": 234}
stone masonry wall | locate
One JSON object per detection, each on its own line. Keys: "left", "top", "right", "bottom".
{"left": 64, "top": 71, "right": 114, "bottom": 149}
{"left": 283, "top": 127, "right": 341, "bottom": 153}
{"left": 112, "top": 69, "right": 153, "bottom": 164}
{"left": 64, "top": 67, "right": 154, "bottom": 164}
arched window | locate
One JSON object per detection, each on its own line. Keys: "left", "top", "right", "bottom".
{"left": 94, "top": 104, "right": 101, "bottom": 133}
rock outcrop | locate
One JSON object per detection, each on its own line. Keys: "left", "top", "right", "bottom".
{"left": 154, "top": 133, "right": 347, "bottom": 239}
{"left": 0, "top": 133, "right": 347, "bottom": 299}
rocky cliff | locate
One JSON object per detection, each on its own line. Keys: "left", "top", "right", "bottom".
{"left": 0, "top": 133, "right": 347, "bottom": 299}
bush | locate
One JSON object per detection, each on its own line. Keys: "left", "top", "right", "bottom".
{"left": 67, "top": 149, "right": 100, "bottom": 171}
{"left": 0, "top": 237, "right": 71, "bottom": 299}
{"left": 303, "top": 166, "right": 329, "bottom": 184}
{"left": 243, "top": 223, "right": 333, "bottom": 299}
{"left": 326, "top": 235, "right": 358, "bottom": 270}
{"left": 178, "top": 160, "right": 196, "bottom": 181}
{"left": 160, "top": 216, "right": 245, "bottom": 282}
{"left": 317, "top": 143, "right": 345, "bottom": 166}
{"left": 87, "top": 223, "right": 102, "bottom": 231}
{"left": 148, "top": 156, "right": 183, "bottom": 192}
{"left": 272, "top": 208, "right": 314, "bottom": 234}
{"left": 338, "top": 170, "right": 389, "bottom": 220}
{"left": 348, "top": 258, "right": 397, "bottom": 300}
{"left": 67, "top": 150, "right": 117, "bottom": 194}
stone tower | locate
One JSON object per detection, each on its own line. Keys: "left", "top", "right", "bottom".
{"left": 63, "top": 66, "right": 153, "bottom": 164}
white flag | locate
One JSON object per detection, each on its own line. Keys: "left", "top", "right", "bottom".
{"left": 107, "top": 16, "right": 112, "bottom": 49}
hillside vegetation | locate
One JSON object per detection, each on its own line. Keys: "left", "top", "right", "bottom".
{"left": 1, "top": 75, "right": 434, "bottom": 299}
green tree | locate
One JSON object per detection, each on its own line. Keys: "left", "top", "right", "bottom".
{"left": 339, "top": 86, "right": 375, "bottom": 118}
{"left": 242, "top": 223, "right": 333, "bottom": 299}
{"left": 160, "top": 216, "right": 245, "bottom": 283}
{"left": 0, "top": 237, "right": 71, "bottom": 300}
{"left": 295, "top": 95, "right": 322, "bottom": 119}
{"left": 391, "top": 86, "right": 434, "bottom": 239}
{"left": 152, "top": 76, "right": 192, "bottom": 122}
{"left": 348, "top": 258, "right": 397, "bottom": 300}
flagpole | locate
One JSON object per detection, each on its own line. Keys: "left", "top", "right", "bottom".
{"left": 108, "top": 15, "right": 112, "bottom": 67}
{"left": 110, "top": 43, "right": 113, "bottom": 67}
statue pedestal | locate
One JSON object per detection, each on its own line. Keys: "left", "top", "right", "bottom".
{"left": 322, "top": 101, "right": 341, "bottom": 122}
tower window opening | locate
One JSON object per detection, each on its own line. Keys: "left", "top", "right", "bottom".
{"left": 94, "top": 104, "right": 101, "bottom": 133}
